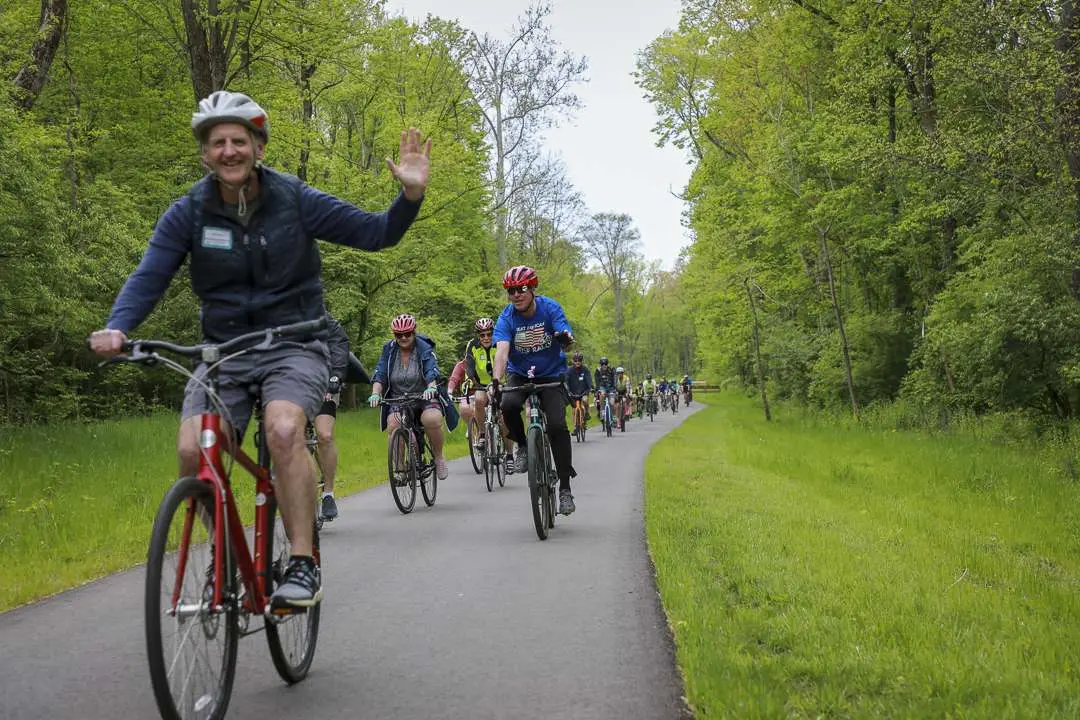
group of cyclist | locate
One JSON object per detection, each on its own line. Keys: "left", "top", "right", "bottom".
{"left": 85, "top": 87, "right": 687, "bottom": 622}
{"left": 571, "top": 359, "right": 693, "bottom": 431}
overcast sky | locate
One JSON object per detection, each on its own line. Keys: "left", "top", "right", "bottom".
{"left": 385, "top": 0, "right": 693, "bottom": 269}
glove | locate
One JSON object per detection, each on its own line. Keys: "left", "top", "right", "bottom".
{"left": 367, "top": 393, "right": 381, "bottom": 408}
{"left": 328, "top": 375, "right": 341, "bottom": 394}
{"left": 422, "top": 385, "right": 438, "bottom": 401}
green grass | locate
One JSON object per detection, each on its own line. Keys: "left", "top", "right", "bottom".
{"left": 0, "top": 408, "right": 469, "bottom": 611}
{"left": 646, "top": 393, "right": 1080, "bottom": 719}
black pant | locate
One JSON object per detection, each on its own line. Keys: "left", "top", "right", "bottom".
{"left": 501, "top": 374, "right": 575, "bottom": 489}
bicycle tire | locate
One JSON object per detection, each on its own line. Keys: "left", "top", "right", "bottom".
{"left": 467, "top": 418, "right": 483, "bottom": 475}
{"left": 495, "top": 428, "right": 506, "bottom": 488}
{"left": 605, "top": 406, "right": 613, "bottom": 437}
{"left": 264, "top": 497, "right": 321, "bottom": 683}
{"left": 484, "top": 423, "right": 495, "bottom": 492}
{"left": 388, "top": 427, "right": 417, "bottom": 513}
{"left": 526, "top": 426, "right": 548, "bottom": 540}
{"left": 420, "top": 433, "right": 437, "bottom": 506}
{"left": 545, "top": 449, "right": 556, "bottom": 530}
{"left": 146, "top": 476, "right": 238, "bottom": 720}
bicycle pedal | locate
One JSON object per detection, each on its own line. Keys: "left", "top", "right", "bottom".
{"left": 266, "top": 604, "right": 308, "bottom": 619}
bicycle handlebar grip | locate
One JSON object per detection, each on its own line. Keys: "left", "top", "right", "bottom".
{"left": 277, "top": 316, "right": 328, "bottom": 338}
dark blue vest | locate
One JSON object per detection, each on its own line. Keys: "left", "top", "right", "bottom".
{"left": 187, "top": 167, "right": 323, "bottom": 342}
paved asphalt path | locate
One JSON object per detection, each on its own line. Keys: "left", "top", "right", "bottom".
{"left": 1, "top": 403, "right": 700, "bottom": 720}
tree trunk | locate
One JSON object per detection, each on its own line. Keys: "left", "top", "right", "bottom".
{"left": 820, "top": 229, "right": 859, "bottom": 417}
{"left": 180, "top": 0, "right": 241, "bottom": 100}
{"left": 745, "top": 278, "right": 771, "bottom": 422}
{"left": 298, "top": 63, "right": 315, "bottom": 181}
{"left": 11, "top": 0, "right": 67, "bottom": 111}
{"left": 1056, "top": 2, "right": 1080, "bottom": 298}
{"left": 493, "top": 107, "right": 508, "bottom": 268}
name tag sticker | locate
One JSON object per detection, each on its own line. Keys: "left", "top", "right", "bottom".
{"left": 201, "top": 227, "right": 233, "bottom": 250}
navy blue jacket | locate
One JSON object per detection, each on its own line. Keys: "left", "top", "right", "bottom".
{"left": 107, "top": 166, "right": 421, "bottom": 342}
{"left": 372, "top": 333, "right": 459, "bottom": 432}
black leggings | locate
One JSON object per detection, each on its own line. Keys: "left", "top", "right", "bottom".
{"left": 501, "top": 374, "right": 576, "bottom": 489}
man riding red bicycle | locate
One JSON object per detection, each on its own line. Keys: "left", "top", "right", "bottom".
{"left": 88, "top": 90, "right": 430, "bottom": 610}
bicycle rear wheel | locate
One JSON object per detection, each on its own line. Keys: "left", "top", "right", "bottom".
{"left": 467, "top": 417, "right": 482, "bottom": 474}
{"left": 264, "top": 496, "right": 321, "bottom": 683}
{"left": 388, "top": 427, "right": 417, "bottom": 513}
{"left": 146, "top": 476, "right": 237, "bottom": 720}
{"left": 420, "top": 434, "right": 437, "bottom": 506}
{"left": 526, "top": 426, "right": 549, "bottom": 540}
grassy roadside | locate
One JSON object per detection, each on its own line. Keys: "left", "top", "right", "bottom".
{"left": 645, "top": 393, "right": 1080, "bottom": 718}
{"left": 0, "top": 408, "right": 468, "bottom": 612}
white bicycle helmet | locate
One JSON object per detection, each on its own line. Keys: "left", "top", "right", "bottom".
{"left": 192, "top": 91, "right": 270, "bottom": 143}
{"left": 615, "top": 366, "right": 625, "bottom": 374}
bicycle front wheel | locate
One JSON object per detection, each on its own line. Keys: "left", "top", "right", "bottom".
{"left": 388, "top": 427, "right": 417, "bottom": 514}
{"left": 495, "top": 429, "right": 506, "bottom": 488}
{"left": 526, "top": 426, "right": 549, "bottom": 540}
{"left": 146, "top": 476, "right": 238, "bottom": 720}
{"left": 264, "top": 497, "right": 321, "bottom": 683}
{"left": 467, "top": 418, "right": 483, "bottom": 474}
{"left": 484, "top": 423, "right": 495, "bottom": 492}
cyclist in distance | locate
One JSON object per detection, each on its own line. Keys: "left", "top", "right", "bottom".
{"left": 88, "top": 90, "right": 430, "bottom": 609}
{"left": 614, "top": 366, "right": 631, "bottom": 424}
{"left": 566, "top": 351, "right": 593, "bottom": 418}
{"left": 642, "top": 373, "right": 658, "bottom": 415}
{"left": 369, "top": 314, "right": 458, "bottom": 481}
{"left": 446, "top": 355, "right": 473, "bottom": 425}
{"left": 594, "top": 356, "right": 616, "bottom": 419}
{"left": 465, "top": 317, "right": 511, "bottom": 463}
{"left": 314, "top": 311, "right": 350, "bottom": 522}
{"left": 491, "top": 266, "right": 578, "bottom": 515}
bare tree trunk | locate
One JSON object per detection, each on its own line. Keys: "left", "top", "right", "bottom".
{"left": 820, "top": 229, "right": 859, "bottom": 417}
{"left": 11, "top": 0, "right": 67, "bottom": 111}
{"left": 745, "top": 278, "right": 771, "bottom": 422}
{"left": 494, "top": 114, "right": 508, "bottom": 267}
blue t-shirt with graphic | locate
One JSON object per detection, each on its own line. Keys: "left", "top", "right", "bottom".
{"left": 493, "top": 295, "right": 572, "bottom": 379}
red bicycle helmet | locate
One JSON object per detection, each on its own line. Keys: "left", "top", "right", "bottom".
{"left": 390, "top": 314, "right": 417, "bottom": 333}
{"left": 502, "top": 265, "right": 538, "bottom": 289}
{"left": 474, "top": 317, "right": 495, "bottom": 332}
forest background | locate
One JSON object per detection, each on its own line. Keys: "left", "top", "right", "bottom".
{"left": 1, "top": 0, "right": 1079, "bottom": 433}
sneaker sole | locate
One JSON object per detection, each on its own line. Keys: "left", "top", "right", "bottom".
{"left": 270, "top": 587, "right": 324, "bottom": 611}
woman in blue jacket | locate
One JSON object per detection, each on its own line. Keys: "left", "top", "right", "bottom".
{"left": 369, "top": 314, "right": 458, "bottom": 480}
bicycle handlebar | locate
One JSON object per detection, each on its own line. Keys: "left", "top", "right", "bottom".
{"left": 105, "top": 317, "right": 329, "bottom": 367}
{"left": 499, "top": 381, "right": 565, "bottom": 394}
{"left": 378, "top": 393, "right": 430, "bottom": 406}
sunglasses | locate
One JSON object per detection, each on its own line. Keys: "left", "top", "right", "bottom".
{"left": 477, "top": 330, "right": 493, "bottom": 337}
{"left": 393, "top": 331, "right": 414, "bottom": 339}
{"left": 506, "top": 285, "right": 532, "bottom": 297}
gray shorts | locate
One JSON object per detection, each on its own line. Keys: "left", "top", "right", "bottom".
{"left": 181, "top": 341, "right": 329, "bottom": 437}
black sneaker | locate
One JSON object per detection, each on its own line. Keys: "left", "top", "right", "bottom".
{"left": 504, "top": 453, "right": 515, "bottom": 474}
{"left": 270, "top": 557, "right": 322, "bottom": 609}
{"left": 513, "top": 446, "right": 529, "bottom": 474}
{"left": 320, "top": 494, "right": 338, "bottom": 522}
{"left": 558, "top": 489, "right": 576, "bottom": 516}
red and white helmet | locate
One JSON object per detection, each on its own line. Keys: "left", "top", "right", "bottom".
{"left": 192, "top": 91, "right": 270, "bottom": 144}
{"left": 474, "top": 317, "right": 495, "bottom": 332}
{"left": 390, "top": 314, "right": 417, "bottom": 333}
{"left": 502, "top": 265, "right": 538, "bottom": 289}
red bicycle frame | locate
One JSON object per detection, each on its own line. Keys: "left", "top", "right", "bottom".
{"left": 171, "top": 410, "right": 292, "bottom": 618}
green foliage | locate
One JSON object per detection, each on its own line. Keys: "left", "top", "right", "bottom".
{"left": 639, "top": 0, "right": 1080, "bottom": 420}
